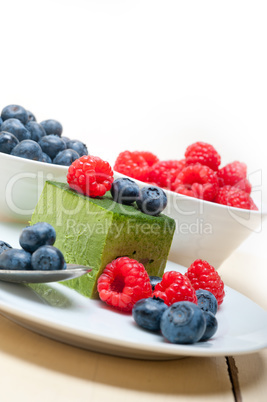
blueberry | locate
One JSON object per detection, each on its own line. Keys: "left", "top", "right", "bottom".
{"left": 0, "top": 248, "right": 32, "bottom": 270}
{"left": 66, "top": 139, "right": 88, "bottom": 157}
{"left": 25, "top": 121, "right": 46, "bottom": 142}
{"left": 0, "top": 240, "right": 12, "bottom": 255}
{"left": 136, "top": 186, "right": 167, "bottom": 216}
{"left": 160, "top": 301, "right": 206, "bottom": 344}
{"left": 149, "top": 275, "right": 162, "bottom": 291}
{"left": 111, "top": 178, "right": 140, "bottom": 205}
{"left": 0, "top": 116, "right": 2, "bottom": 129}
{"left": 38, "top": 135, "right": 66, "bottom": 160}
{"left": 53, "top": 149, "right": 79, "bottom": 166}
{"left": 132, "top": 297, "right": 168, "bottom": 332}
{"left": 199, "top": 311, "right": 218, "bottom": 341}
{"left": 11, "top": 139, "right": 43, "bottom": 161}
{"left": 26, "top": 110, "right": 36, "bottom": 122}
{"left": 196, "top": 289, "right": 218, "bottom": 315}
{"left": 1, "top": 104, "right": 28, "bottom": 125}
{"left": 40, "top": 119, "right": 63, "bottom": 137}
{"left": 61, "top": 136, "right": 70, "bottom": 145}
{"left": 1, "top": 118, "right": 31, "bottom": 141}
{"left": 31, "top": 245, "right": 65, "bottom": 271}
{"left": 0, "top": 131, "right": 19, "bottom": 154}
{"left": 19, "top": 222, "right": 56, "bottom": 253}
{"left": 41, "top": 152, "right": 52, "bottom": 164}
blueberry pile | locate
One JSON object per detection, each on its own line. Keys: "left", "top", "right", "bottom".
{"left": 132, "top": 287, "right": 218, "bottom": 344}
{"left": 0, "top": 104, "right": 88, "bottom": 166}
{"left": 0, "top": 222, "right": 66, "bottom": 271}
{"left": 111, "top": 177, "right": 167, "bottom": 216}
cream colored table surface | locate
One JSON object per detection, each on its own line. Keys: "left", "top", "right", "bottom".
{"left": 0, "top": 221, "right": 265, "bottom": 402}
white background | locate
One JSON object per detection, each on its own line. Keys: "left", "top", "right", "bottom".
{"left": 1, "top": 0, "right": 267, "bottom": 203}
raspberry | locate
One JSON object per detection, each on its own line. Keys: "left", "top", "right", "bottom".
{"left": 138, "top": 151, "right": 159, "bottom": 167}
{"left": 185, "top": 142, "right": 221, "bottom": 171}
{"left": 148, "top": 159, "right": 186, "bottom": 189}
{"left": 97, "top": 257, "right": 152, "bottom": 312}
{"left": 215, "top": 185, "right": 257, "bottom": 210}
{"left": 153, "top": 271, "right": 197, "bottom": 306}
{"left": 114, "top": 150, "right": 159, "bottom": 181}
{"left": 217, "top": 161, "right": 247, "bottom": 187}
{"left": 185, "top": 259, "right": 225, "bottom": 305}
{"left": 234, "top": 178, "right": 252, "bottom": 194}
{"left": 172, "top": 164, "right": 219, "bottom": 201}
{"left": 67, "top": 155, "right": 114, "bottom": 197}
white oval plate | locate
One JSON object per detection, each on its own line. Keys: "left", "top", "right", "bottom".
{"left": 0, "top": 260, "right": 266, "bottom": 360}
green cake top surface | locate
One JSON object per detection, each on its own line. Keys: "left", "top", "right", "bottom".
{"left": 46, "top": 180, "right": 175, "bottom": 225}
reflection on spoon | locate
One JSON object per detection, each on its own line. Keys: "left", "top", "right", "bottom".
{"left": 0, "top": 264, "right": 91, "bottom": 284}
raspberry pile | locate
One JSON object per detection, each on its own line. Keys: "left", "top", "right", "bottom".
{"left": 67, "top": 155, "right": 114, "bottom": 197}
{"left": 113, "top": 143, "right": 257, "bottom": 210}
{"left": 97, "top": 257, "right": 224, "bottom": 311}
{"left": 0, "top": 104, "right": 88, "bottom": 166}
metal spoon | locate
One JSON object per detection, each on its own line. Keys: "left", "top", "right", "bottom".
{"left": 0, "top": 264, "right": 91, "bottom": 284}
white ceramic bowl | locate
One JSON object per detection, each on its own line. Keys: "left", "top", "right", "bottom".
{"left": 0, "top": 152, "right": 266, "bottom": 269}
{"left": 0, "top": 152, "right": 68, "bottom": 223}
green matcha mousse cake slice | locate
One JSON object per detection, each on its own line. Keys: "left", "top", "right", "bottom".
{"left": 31, "top": 181, "right": 176, "bottom": 298}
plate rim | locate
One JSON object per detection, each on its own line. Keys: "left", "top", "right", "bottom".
{"left": 0, "top": 261, "right": 267, "bottom": 360}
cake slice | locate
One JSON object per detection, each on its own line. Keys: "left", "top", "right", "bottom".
{"left": 31, "top": 181, "right": 176, "bottom": 298}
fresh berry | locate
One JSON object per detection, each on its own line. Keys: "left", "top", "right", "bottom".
{"left": 217, "top": 161, "right": 247, "bottom": 187}
{"left": 234, "top": 178, "right": 252, "bottom": 194}
{"left": 172, "top": 164, "right": 219, "bottom": 201}
{"left": 40, "top": 119, "right": 63, "bottom": 136}
{"left": 11, "top": 139, "right": 43, "bottom": 161}
{"left": 114, "top": 150, "right": 158, "bottom": 181}
{"left": 160, "top": 301, "right": 206, "bottom": 344}
{"left": 53, "top": 149, "right": 80, "bottom": 166}
{"left": 149, "top": 275, "right": 162, "bottom": 291}
{"left": 199, "top": 311, "right": 218, "bottom": 341}
{"left": 215, "top": 186, "right": 256, "bottom": 210}
{"left": 196, "top": 289, "right": 218, "bottom": 315}
{"left": 25, "top": 121, "right": 46, "bottom": 142}
{"left": 111, "top": 177, "right": 140, "bottom": 205}
{"left": 38, "top": 134, "right": 66, "bottom": 160}
{"left": 67, "top": 155, "right": 114, "bottom": 197}
{"left": 19, "top": 222, "right": 56, "bottom": 253}
{"left": 41, "top": 152, "right": 52, "bottom": 164}
{"left": 0, "top": 131, "right": 19, "bottom": 154}
{"left": 61, "top": 136, "right": 70, "bottom": 145}
{"left": 137, "top": 151, "right": 159, "bottom": 167}
{"left": 1, "top": 104, "right": 29, "bottom": 125}
{"left": 97, "top": 257, "right": 152, "bottom": 312}
{"left": 185, "top": 259, "right": 225, "bottom": 305}
{"left": 132, "top": 296, "right": 168, "bottom": 331}
{"left": 66, "top": 139, "right": 88, "bottom": 157}
{"left": 136, "top": 186, "right": 167, "bottom": 216}
{"left": 153, "top": 270, "right": 197, "bottom": 306}
{"left": 148, "top": 160, "right": 186, "bottom": 189}
{"left": 31, "top": 245, "right": 65, "bottom": 271}
{"left": 0, "top": 240, "right": 12, "bottom": 255}
{"left": 185, "top": 142, "right": 221, "bottom": 171}
{"left": 26, "top": 110, "right": 36, "bottom": 122}
{"left": 0, "top": 117, "right": 2, "bottom": 129}
{"left": 0, "top": 248, "right": 32, "bottom": 270}
{"left": 1, "top": 118, "right": 31, "bottom": 141}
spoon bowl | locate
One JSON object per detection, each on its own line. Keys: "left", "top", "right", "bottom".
{"left": 0, "top": 264, "right": 91, "bottom": 284}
